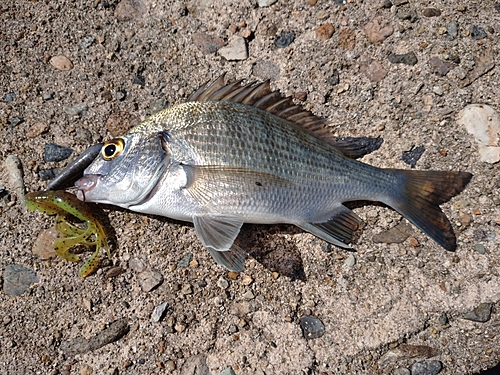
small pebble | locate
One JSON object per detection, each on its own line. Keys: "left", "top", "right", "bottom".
{"left": 470, "top": 25, "right": 487, "bottom": 40}
{"left": 446, "top": 22, "right": 458, "bottom": 40}
{"left": 133, "top": 75, "right": 146, "bottom": 86}
{"left": 4, "top": 93, "right": 15, "bottom": 103}
{"left": 299, "top": 316, "right": 325, "bottom": 340}
{"left": 274, "top": 32, "right": 295, "bottom": 48}
{"left": 257, "top": 0, "right": 277, "bottom": 6}
{"left": 44, "top": 143, "right": 74, "bottom": 162}
{"left": 78, "top": 35, "right": 96, "bottom": 49}
{"left": 217, "top": 276, "right": 229, "bottom": 290}
{"left": 42, "top": 92, "right": 54, "bottom": 101}
{"left": 218, "top": 366, "right": 237, "bottom": 375}
{"left": 38, "top": 168, "right": 58, "bottom": 181}
{"left": 463, "top": 303, "right": 492, "bottom": 322}
{"left": 137, "top": 269, "right": 164, "bottom": 292}
{"left": 242, "top": 290, "right": 255, "bottom": 300}
{"left": 177, "top": 253, "right": 192, "bottom": 269}
{"left": 63, "top": 103, "right": 88, "bottom": 116}
{"left": 345, "top": 254, "right": 356, "bottom": 267}
{"left": 394, "top": 368, "right": 410, "bottom": 375}
{"left": 151, "top": 302, "right": 168, "bottom": 322}
{"left": 473, "top": 244, "right": 486, "bottom": 254}
{"left": 388, "top": 52, "right": 418, "bottom": 66}
{"left": 50, "top": 55, "right": 73, "bottom": 71}
{"left": 9, "top": 117, "right": 23, "bottom": 127}
{"left": 402, "top": 145, "right": 425, "bottom": 168}
{"left": 316, "top": 23, "right": 334, "bottom": 40}
{"left": 364, "top": 17, "right": 394, "bottom": 43}
{"left": 410, "top": 360, "right": 442, "bottom": 375}
{"left": 165, "top": 360, "right": 176, "bottom": 371}
{"left": 422, "top": 8, "right": 441, "bottom": 17}
{"left": 6, "top": 155, "right": 26, "bottom": 208}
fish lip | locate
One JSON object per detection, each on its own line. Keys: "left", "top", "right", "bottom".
{"left": 75, "top": 174, "right": 100, "bottom": 201}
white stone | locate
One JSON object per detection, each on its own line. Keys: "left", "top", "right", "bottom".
{"left": 457, "top": 104, "right": 500, "bottom": 163}
{"left": 218, "top": 36, "right": 248, "bottom": 61}
{"left": 257, "top": 0, "right": 277, "bottom": 6}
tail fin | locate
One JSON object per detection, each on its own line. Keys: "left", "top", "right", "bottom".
{"left": 385, "top": 170, "right": 472, "bottom": 251}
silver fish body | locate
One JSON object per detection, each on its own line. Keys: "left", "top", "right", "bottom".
{"left": 76, "top": 77, "right": 472, "bottom": 271}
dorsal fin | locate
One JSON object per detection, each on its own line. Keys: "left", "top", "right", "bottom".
{"left": 187, "top": 74, "right": 334, "bottom": 142}
{"left": 187, "top": 75, "right": 383, "bottom": 159}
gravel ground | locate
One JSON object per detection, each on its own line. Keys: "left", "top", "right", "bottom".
{"left": 1, "top": 1, "right": 499, "bottom": 374}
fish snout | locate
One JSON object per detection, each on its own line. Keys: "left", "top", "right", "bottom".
{"left": 75, "top": 175, "right": 99, "bottom": 201}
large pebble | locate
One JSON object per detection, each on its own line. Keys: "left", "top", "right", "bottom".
{"left": 410, "top": 360, "right": 442, "bottom": 375}
{"left": 192, "top": 33, "right": 226, "bottom": 54}
{"left": 3, "top": 264, "right": 40, "bottom": 296}
{"left": 32, "top": 227, "right": 58, "bottom": 259}
{"left": 463, "top": 302, "right": 492, "bottom": 322}
{"left": 373, "top": 222, "right": 413, "bottom": 244}
{"left": 316, "top": 23, "right": 334, "bottom": 40}
{"left": 44, "top": 143, "right": 74, "bottom": 162}
{"left": 359, "top": 56, "right": 387, "bottom": 82}
{"left": 115, "top": 0, "right": 147, "bottom": 21}
{"left": 218, "top": 36, "right": 248, "bottom": 61}
{"left": 457, "top": 104, "right": 500, "bottom": 164}
{"left": 252, "top": 60, "right": 280, "bottom": 81}
{"left": 151, "top": 302, "right": 168, "bottom": 322}
{"left": 50, "top": 55, "right": 73, "bottom": 71}
{"left": 364, "top": 17, "right": 393, "bottom": 43}
{"left": 299, "top": 316, "right": 325, "bottom": 339}
{"left": 428, "top": 57, "right": 455, "bottom": 76}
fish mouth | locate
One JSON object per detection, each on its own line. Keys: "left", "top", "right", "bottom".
{"left": 75, "top": 174, "right": 100, "bottom": 201}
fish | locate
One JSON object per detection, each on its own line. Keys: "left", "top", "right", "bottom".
{"left": 74, "top": 75, "right": 472, "bottom": 272}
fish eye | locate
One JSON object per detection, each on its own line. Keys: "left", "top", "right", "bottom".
{"left": 101, "top": 138, "right": 125, "bottom": 160}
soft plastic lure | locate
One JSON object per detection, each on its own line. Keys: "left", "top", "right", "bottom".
{"left": 26, "top": 190, "right": 110, "bottom": 277}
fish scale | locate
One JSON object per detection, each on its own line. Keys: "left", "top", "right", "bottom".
{"left": 74, "top": 76, "right": 472, "bottom": 272}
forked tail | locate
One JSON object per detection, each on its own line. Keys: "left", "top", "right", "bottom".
{"left": 385, "top": 169, "right": 472, "bottom": 251}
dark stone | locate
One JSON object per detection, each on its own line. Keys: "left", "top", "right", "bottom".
{"left": 327, "top": 70, "right": 340, "bottom": 86}
{"left": 402, "top": 145, "right": 425, "bottom": 167}
{"left": 60, "top": 319, "right": 130, "bottom": 355}
{"left": 411, "top": 360, "right": 442, "bottom": 375}
{"left": 116, "top": 89, "right": 127, "bottom": 101}
{"left": 388, "top": 52, "right": 418, "bottom": 66}
{"left": 133, "top": 75, "right": 146, "bottom": 86}
{"left": 177, "top": 253, "right": 193, "bottom": 269}
{"left": 397, "top": 9, "right": 418, "bottom": 22}
{"left": 495, "top": 3, "right": 500, "bottom": 13}
{"left": 299, "top": 316, "right": 325, "bottom": 339}
{"left": 38, "top": 168, "right": 58, "bottom": 181}
{"left": 4, "top": 93, "right": 15, "bottom": 103}
{"left": 44, "top": 143, "right": 74, "bottom": 162}
{"left": 470, "top": 25, "right": 487, "bottom": 40}
{"left": 9, "top": 117, "right": 24, "bottom": 127}
{"left": 422, "top": 8, "right": 441, "bottom": 17}
{"left": 373, "top": 222, "right": 413, "bottom": 244}
{"left": 463, "top": 303, "right": 493, "bottom": 322}
{"left": 3, "top": 264, "right": 40, "bottom": 296}
{"left": 428, "top": 57, "right": 455, "bottom": 76}
{"left": 381, "top": 0, "right": 392, "bottom": 9}
{"left": 274, "top": 32, "right": 295, "bottom": 48}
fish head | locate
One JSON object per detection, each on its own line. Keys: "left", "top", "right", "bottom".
{"left": 76, "top": 131, "right": 171, "bottom": 207}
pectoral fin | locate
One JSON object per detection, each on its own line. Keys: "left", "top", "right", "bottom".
{"left": 297, "top": 206, "right": 361, "bottom": 249}
{"left": 193, "top": 214, "right": 244, "bottom": 251}
{"left": 207, "top": 244, "right": 246, "bottom": 272}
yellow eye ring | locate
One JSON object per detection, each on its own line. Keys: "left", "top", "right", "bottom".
{"left": 101, "top": 138, "right": 125, "bottom": 160}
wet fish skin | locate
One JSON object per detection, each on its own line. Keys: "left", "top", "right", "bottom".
{"left": 75, "top": 77, "right": 472, "bottom": 271}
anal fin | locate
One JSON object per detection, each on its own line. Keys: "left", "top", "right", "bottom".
{"left": 297, "top": 206, "right": 362, "bottom": 249}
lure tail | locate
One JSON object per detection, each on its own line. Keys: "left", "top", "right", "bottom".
{"left": 385, "top": 169, "right": 472, "bottom": 250}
